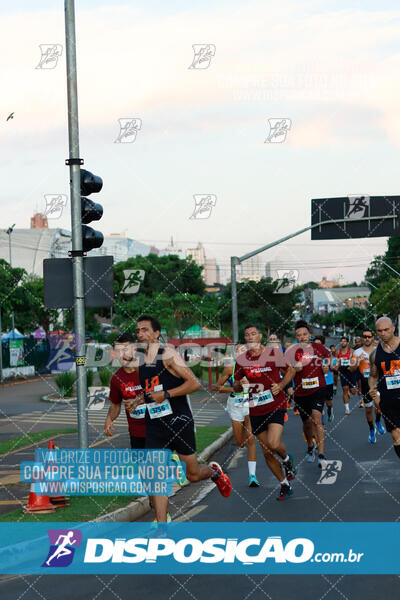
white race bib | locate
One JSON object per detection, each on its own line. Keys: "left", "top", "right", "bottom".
{"left": 301, "top": 377, "right": 319, "bottom": 389}
{"left": 251, "top": 389, "right": 274, "bottom": 407}
{"left": 147, "top": 399, "right": 173, "bottom": 419}
{"left": 385, "top": 376, "right": 400, "bottom": 390}
{"left": 341, "top": 359, "right": 351, "bottom": 367}
{"left": 233, "top": 393, "right": 249, "bottom": 406}
{"left": 130, "top": 404, "right": 146, "bottom": 419}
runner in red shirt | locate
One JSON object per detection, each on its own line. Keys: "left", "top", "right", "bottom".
{"left": 104, "top": 333, "right": 146, "bottom": 449}
{"left": 234, "top": 324, "right": 297, "bottom": 501}
{"left": 287, "top": 320, "right": 331, "bottom": 467}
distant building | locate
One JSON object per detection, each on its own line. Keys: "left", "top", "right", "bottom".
{"left": 158, "top": 236, "right": 186, "bottom": 260}
{"left": 186, "top": 242, "right": 220, "bottom": 286}
{"left": 89, "top": 231, "right": 158, "bottom": 263}
{"left": 30, "top": 212, "right": 48, "bottom": 229}
{"left": 240, "top": 255, "right": 262, "bottom": 282}
{"left": 312, "top": 287, "right": 370, "bottom": 314}
{"left": 318, "top": 276, "right": 342, "bottom": 289}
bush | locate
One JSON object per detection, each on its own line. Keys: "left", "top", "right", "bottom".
{"left": 98, "top": 366, "right": 113, "bottom": 387}
{"left": 86, "top": 369, "right": 95, "bottom": 389}
{"left": 55, "top": 371, "right": 76, "bottom": 398}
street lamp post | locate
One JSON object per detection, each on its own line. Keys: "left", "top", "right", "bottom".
{"left": 6, "top": 224, "right": 16, "bottom": 339}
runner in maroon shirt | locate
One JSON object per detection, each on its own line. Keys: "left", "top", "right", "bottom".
{"left": 287, "top": 320, "right": 330, "bottom": 467}
{"left": 234, "top": 324, "right": 297, "bottom": 501}
{"left": 104, "top": 333, "right": 146, "bottom": 449}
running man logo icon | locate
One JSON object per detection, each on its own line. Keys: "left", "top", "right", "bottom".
{"left": 122, "top": 269, "right": 145, "bottom": 294}
{"left": 42, "top": 529, "right": 82, "bottom": 567}
{"left": 345, "top": 196, "right": 370, "bottom": 219}
{"left": 114, "top": 118, "right": 142, "bottom": 143}
{"left": 265, "top": 118, "right": 291, "bottom": 143}
{"left": 189, "top": 195, "right": 217, "bottom": 219}
{"left": 317, "top": 460, "right": 342, "bottom": 485}
{"left": 44, "top": 194, "right": 67, "bottom": 219}
{"left": 36, "top": 44, "right": 63, "bottom": 69}
{"left": 188, "top": 44, "right": 216, "bottom": 69}
{"left": 87, "top": 386, "right": 109, "bottom": 411}
{"left": 273, "top": 269, "right": 299, "bottom": 294}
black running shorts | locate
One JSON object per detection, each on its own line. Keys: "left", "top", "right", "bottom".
{"left": 250, "top": 410, "right": 286, "bottom": 435}
{"left": 130, "top": 436, "right": 146, "bottom": 449}
{"left": 145, "top": 412, "right": 196, "bottom": 455}
{"left": 294, "top": 388, "right": 325, "bottom": 422}
{"left": 380, "top": 402, "right": 400, "bottom": 433}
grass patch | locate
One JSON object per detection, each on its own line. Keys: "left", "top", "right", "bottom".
{"left": 196, "top": 425, "right": 229, "bottom": 454}
{"left": 0, "top": 428, "right": 77, "bottom": 456}
{"left": 0, "top": 495, "right": 138, "bottom": 523}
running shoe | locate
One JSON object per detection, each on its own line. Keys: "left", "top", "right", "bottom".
{"left": 171, "top": 452, "right": 186, "bottom": 487}
{"left": 333, "top": 386, "right": 337, "bottom": 395}
{"left": 345, "top": 408, "right": 350, "bottom": 415}
{"left": 283, "top": 453, "right": 296, "bottom": 481}
{"left": 293, "top": 408, "right": 299, "bottom": 415}
{"left": 151, "top": 513, "right": 172, "bottom": 529}
{"left": 306, "top": 446, "right": 315, "bottom": 463}
{"left": 376, "top": 421, "right": 386, "bottom": 435}
{"left": 277, "top": 483, "right": 293, "bottom": 501}
{"left": 249, "top": 474, "right": 260, "bottom": 488}
{"left": 368, "top": 428, "right": 377, "bottom": 444}
{"left": 359, "top": 400, "right": 364, "bottom": 408}
{"left": 318, "top": 455, "right": 327, "bottom": 469}
{"left": 328, "top": 409, "right": 334, "bottom": 422}
{"left": 209, "top": 461, "right": 232, "bottom": 498}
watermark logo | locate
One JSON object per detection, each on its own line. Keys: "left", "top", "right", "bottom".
{"left": 44, "top": 194, "right": 67, "bottom": 219}
{"left": 345, "top": 195, "right": 370, "bottom": 219}
{"left": 114, "top": 118, "right": 142, "bottom": 143}
{"left": 87, "top": 386, "right": 109, "bottom": 411}
{"left": 189, "top": 44, "right": 216, "bottom": 70}
{"left": 273, "top": 269, "right": 299, "bottom": 294}
{"left": 265, "top": 118, "right": 291, "bottom": 143}
{"left": 36, "top": 44, "right": 63, "bottom": 69}
{"left": 122, "top": 269, "right": 145, "bottom": 294}
{"left": 42, "top": 529, "right": 82, "bottom": 567}
{"left": 317, "top": 460, "right": 342, "bottom": 485}
{"left": 189, "top": 194, "right": 217, "bottom": 219}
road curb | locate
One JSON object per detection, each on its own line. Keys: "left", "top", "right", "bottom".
{"left": 94, "top": 427, "right": 233, "bottom": 523}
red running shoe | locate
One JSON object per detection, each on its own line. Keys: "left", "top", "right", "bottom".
{"left": 209, "top": 461, "right": 232, "bottom": 498}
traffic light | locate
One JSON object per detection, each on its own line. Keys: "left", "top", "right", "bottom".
{"left": 80, "top": 169, "right": 104, "bottom": 252}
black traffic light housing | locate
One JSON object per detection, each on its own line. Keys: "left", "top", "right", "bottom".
{"left": 80, "top": 169, "right": 104, "bottom": 252}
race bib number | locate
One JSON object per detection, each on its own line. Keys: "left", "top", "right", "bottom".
{"left": 341, "top": 359, "right": 350, "bottom": 367}
{"left": 251, "top": 389, "right": 274, "bottom": 407}
{"left": 385, "top": 376, "right": 400, "bottom": 390}
{"left": 147, "top": 399, "right": 173, "bottom": 419}
{"left": 233, "top": 393, "right": 249, "bottom": 406}
{"left": 130, "top": 404, "right": 146, "bottom": 419}
{"left": 363, "top": 369, "right": 370, "bottom": 379}
{"left": 301, "top": 377, "right": 319, "bottom": 389}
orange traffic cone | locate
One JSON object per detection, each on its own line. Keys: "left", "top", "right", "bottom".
{"left": 47, "top": 440, "right": 69, "bottom": 508}
{"left": 24, "top": 483, "right": 55, "bottom": 514}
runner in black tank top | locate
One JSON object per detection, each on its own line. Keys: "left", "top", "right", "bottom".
{"left": 125, "top": 315, "right": 232, "bottom": 523}
{"left": 369, "top": 317, "right": 400, "bottom": 460}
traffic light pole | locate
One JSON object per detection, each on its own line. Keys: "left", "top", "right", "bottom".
{"left": 230, "top": 215, "right": 396, "bottom": 342}
{"left": 65, "top": 0, "right": 88, "bottom": 448}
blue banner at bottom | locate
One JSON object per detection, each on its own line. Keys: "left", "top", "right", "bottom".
{"left": 0, "top": 522, "right": 397, "bottom": 574}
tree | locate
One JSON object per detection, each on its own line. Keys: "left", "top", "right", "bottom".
{"left": 365, "top": 236, "right": 400, "bottom": 291}
{"left": 369, "top": 278, "right": 400, "bottom": 321}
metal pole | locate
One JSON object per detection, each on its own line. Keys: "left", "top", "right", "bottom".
{"left": 0, "top": 308, "right": 3, "bottom": 382}
{"left": 65, "top": 0, "right": 88, "bottom": 448}
{"left": 231, "top": 256, "right": 239, "bottom": 343}
{"left": 8, "top": 231, "right": 15, "bottom": 338}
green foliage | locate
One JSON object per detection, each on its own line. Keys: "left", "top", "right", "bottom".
{"left": 86, "top": 368, "right": 95, "bottom": 389}
{"left": 55, "top": 371, "right": 76, "bottom": 397}
{"left": 220, "top": 277, "right": 300, "bottom": 339}
{"left": 98, "top": 366, "right": 113, "bottom": 387}
{"left": 365, "top": 236, "right": 400, "bottom": 291}
{"left": 369, "top": 278, "right": 400, "bottom": 321}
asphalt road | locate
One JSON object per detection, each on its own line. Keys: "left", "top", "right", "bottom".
{"left": 0, "top": 386, "right": 398, "bottom": 599}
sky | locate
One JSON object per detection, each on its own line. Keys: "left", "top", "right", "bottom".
{"left": 2, "top": 0, "right": 400, "bottom": 284}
